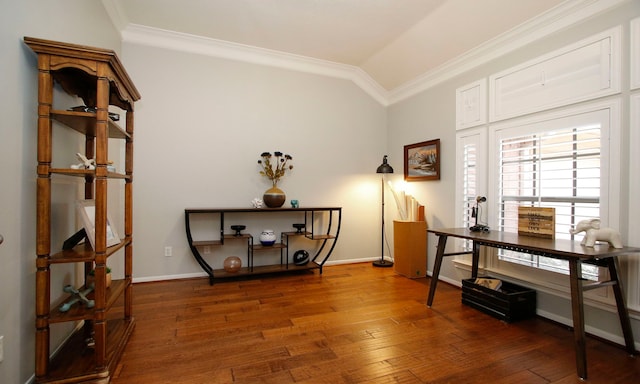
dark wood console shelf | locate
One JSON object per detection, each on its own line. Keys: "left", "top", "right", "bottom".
{"left": 185, "top": 207, "right": 342, "bottom": 284}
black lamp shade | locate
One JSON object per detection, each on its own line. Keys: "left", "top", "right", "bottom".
{"left": 376, "top": 155, "right": 394, "bottom": 174}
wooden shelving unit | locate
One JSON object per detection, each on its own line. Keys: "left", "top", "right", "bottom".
{"left": 25, "top": 37, "right": 141, "bottom": 383}
{"left": 184, "top": 207, "right": 342, "bottom": 284}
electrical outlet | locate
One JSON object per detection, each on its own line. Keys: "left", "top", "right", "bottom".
{"left": 0, "top": 334, "right": 4, "bottom": 363}
{"left": 164, "top": 246, "right": 172, "bottom": 257}
{"left": 203, "top": 246, "right": 210, "bottom": 254}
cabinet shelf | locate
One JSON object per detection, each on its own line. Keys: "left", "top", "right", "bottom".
{"left": 48, "top": 239, "right": 130, "bottom": 264}
{"left": 51, "top": 168, "right": 131, "bottom": 180}
{"left": 26, "top": 36, "right": 140, "bottom": 383}
{"left": 51, "top": 110, "right": 130, "bottom": 139}
{"left": 49, "top": 279, "right": 128, "bottom": 323}
{"left": 281, "top": 231, "right": 335, "bottom": 240}
{"left": 253, "top": 243, "right": 287, "bottom": 251}
{"left": 223, "top": 233, "right": 252, "bottom": 240}
{"left": 41, "top": 317, "right": 135, "bottom": 384}
{"left": 282, "top": 231, "right": 311, "bottom": 236}
{"left": 212, "top": 263, "right": 319, "bottom": 278}
{"left": 305, "top": 234, "right": 336, "bottom": 240}
{"left": 193, "top": 240, "right": 223, "bottom": 247}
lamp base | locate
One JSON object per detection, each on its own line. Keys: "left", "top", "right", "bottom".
{"left": 372, "top": 259, "right": 394, "bottom": 268}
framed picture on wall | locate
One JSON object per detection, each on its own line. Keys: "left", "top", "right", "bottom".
{"left": 77, "top": 200, "right": 121, "bottom": 249}
{"left": 404, "top": 139, "right": 440, "bottom": 181}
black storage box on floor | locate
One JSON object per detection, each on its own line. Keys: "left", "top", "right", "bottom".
{"left": 461, "top": 278, "right": 536, "bottom": 322}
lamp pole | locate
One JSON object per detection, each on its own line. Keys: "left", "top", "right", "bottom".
{"left": 373, "top": 155, "right": 393, "bottom": 267}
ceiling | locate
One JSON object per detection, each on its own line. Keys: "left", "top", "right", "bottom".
{"left": 107, "top": 0, "right": 567, "bottom": 91}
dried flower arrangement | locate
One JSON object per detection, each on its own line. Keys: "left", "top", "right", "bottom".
{"left": 258, "top": 151, "right": 293, "bottom": 185}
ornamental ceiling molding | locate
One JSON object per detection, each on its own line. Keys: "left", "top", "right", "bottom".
{"left": 111, "top": 0, "right": 625, "bottom": 107}
{"left": 120, "top": 23, "right": 390, "bottom": 106}
{"left": 388, "top": 0, "right": 627, "bottom": 104}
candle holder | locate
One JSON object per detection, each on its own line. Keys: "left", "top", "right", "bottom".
{"left": 230, "top": 225, "right": 246, "bottom": 236}
{"left": 292, "top": 223, "right": 305, "bottom": 234}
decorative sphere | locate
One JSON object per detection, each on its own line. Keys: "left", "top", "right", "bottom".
{"left": 293, "top": 250, "right": 310, "bottom": 265}
{"left": 223, "top": 256, "right": 242, "bottom": 273}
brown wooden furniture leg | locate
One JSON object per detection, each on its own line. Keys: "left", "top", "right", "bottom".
{"left": 607, "top": 257, "right": 637, "bottom": 355}
{"left": 568, "top": 259, "right": 588, "bottom": 380}
{"left": 471, "top": 241, "right": 480, "bottom": 278}
{"left": 427, "top": 234, "right": 448, "bottom": 307}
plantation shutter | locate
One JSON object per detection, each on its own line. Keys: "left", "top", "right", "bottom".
{"left": 495, "top": 112, "right": 603, "bottom": 278}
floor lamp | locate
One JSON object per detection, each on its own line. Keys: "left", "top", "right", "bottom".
{"left": 373, "top": 155, "right": 394, "bottom": 267}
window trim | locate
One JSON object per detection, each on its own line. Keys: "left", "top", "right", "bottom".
{"left": 455, "top": 127, "right": 488, "bottom": 226}
{"left": 628, "top": 93, "right": 640, "bottom": 311}
{"left": 455, "top": 127, "right": 487, "bottom": 253}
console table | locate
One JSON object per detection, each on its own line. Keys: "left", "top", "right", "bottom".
{"left": 185, "top": 207, "right": 341, "bottom": 285}
{"left": 427, "top": 228, "right": 639, "bottom": 380}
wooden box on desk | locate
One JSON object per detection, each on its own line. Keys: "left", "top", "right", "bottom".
{"left": 393, "top": 220, "right": 427, "bottom": 278}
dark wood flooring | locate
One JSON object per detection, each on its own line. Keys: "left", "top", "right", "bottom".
{"left": 111, "top": 263, "right": 640, "bottom": 383}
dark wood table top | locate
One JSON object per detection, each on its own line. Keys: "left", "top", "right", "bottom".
{"left": 428, "top": 227, "right": 640, "bottom": 261}
{"left": 185, "top": 207, "right": 341, "bottom": 213}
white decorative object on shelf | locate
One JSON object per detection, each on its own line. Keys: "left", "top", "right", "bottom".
{"left": 259, "top": 230, "right": 276, "bottom": 246}
{"left": 251, "top": 198, "right": 263, "bottom": 208}
{"left": 70, "top": 153, "right": 116, "bottom": 172}
{"left": 569, "top": 218, "right": 623, "bottom": 248}
{"left": 70, "top": 152, "right": 95, "bottom": 170}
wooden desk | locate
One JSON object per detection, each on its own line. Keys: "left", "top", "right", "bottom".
{"left": 427, "top": 228, "right": 639, "bottom": 380}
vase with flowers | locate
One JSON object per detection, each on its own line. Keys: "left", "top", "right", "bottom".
{"left": 258, "top": 151, "right": 293, "bottom": 208}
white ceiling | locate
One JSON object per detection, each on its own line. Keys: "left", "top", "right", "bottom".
{"left": 107, "top": 0, "right": 566, "bottom": 91}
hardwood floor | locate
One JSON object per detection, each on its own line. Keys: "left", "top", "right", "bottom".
{"left": 111, "top": 263, "right": 640, "bottom": 383}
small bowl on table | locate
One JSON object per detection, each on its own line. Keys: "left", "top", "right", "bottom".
{"left": 292, "top": 223, "right": 306, "bottom": 234}
{"left": 230, "top": 225, "right": 246, "bottom": 236}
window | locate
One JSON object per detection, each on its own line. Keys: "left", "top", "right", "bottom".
{"left": 489, "top": 105, "right": 617, "bottom": 279}
{"left": 456, "top": 128, "right": 487, "bottom": 250}
{"left": 462, "top": 141, "right": 478, "bottom": 228}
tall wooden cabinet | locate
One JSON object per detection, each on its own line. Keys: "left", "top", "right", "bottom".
{"left": 25, "top": 37, "right": 141, "bottom": 383}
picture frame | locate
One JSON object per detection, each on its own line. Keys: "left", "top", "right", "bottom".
{"left": 76, "top": 200, "right": 121, "bottom": 249}
{"left": 404, "top": 139, "right": 440, "bottom": 181}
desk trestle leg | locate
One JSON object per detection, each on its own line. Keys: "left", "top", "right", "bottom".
{"left": 568, "top": 259, "right": 587, "bottom": 380}
{"left": 427, "top": 235, "right": 447, "bottom": 307}
{"left": 607, "top": 257, "right": 637, "bottom": 355}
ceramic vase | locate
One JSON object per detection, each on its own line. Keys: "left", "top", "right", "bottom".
{"left": 259, "top": 229, "right": 276, "bottom": 246}
{"left": 263, "top": 184, "right": 285, "bottom": 208}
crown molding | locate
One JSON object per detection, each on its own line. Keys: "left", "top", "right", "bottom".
{"left": 388, "top": 0, "right": 628, "bottom": 104}
{"left": 101, "top": 0, "right": 128, "bottom": 31}
{"left": 110, "top": 0, "right": 626, "bottom": 107}
{"left": 120, "top": 24, "right": 390, "bottom": 106}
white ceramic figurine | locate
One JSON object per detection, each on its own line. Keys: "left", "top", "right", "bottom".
{"left": 569, "top": 218, "right": 623, "bottom": 248}
{"left": 70, "top": 152, "right": 96, "bottom": 170}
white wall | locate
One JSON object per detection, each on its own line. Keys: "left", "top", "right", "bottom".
{"left": 4, "top": 1, "right": 640, "bottom": 383}
{"left": 2, "top": 2, "right": 387, "bottom": 381}
{"left": 0, "top": 1, "right": 122, "bottom": 383}
{"left": 388, "top": 1, "right": 640, "bottom": 344}
{"left": 122, "top": 43, "right": 387, "bottom": 279}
